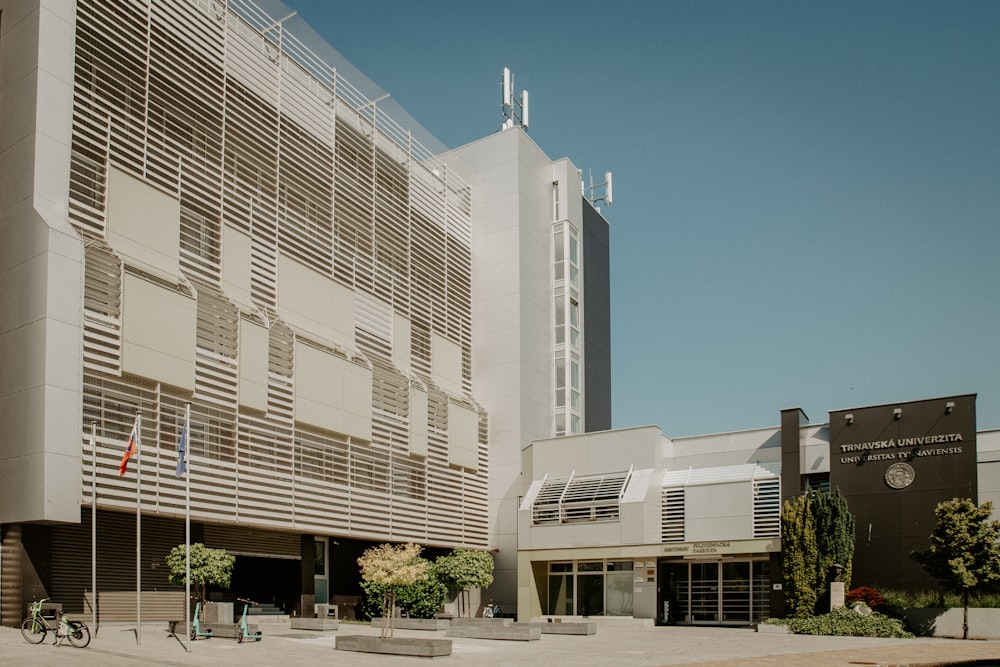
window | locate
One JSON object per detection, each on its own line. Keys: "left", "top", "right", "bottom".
{"left": 546, "top": 561, "right": 634, "bottom": 616}
{"left": 753, "top": 477, "right": 781, "bottom": 538}
{"left": 552, "top": 222, "right": 584, "bottom": 436}
{"left": 532, "top": 469, "right": 632, "bottom": 525}
{"left": 661, "top": 486, "right": 685, "bottom": 543}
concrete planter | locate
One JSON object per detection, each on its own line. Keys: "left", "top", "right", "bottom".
{"left": 529, "top": 621, "right": 597, "bottom": 635}
{"left": 446, "top": 618, "right": 541, "bottom": 641}
{"left": 290, "top": 617, "right": 339, "bottom": 631}
{"left": 892, "top": 607, "right": 1000, "bottom": 640}
{"left": 203, "top": 601, "right": 233, "bottom": 624}
{"left": 335, "top": 635, "right": 452, "bottom": 657}
{"left": 756, "top": 623, "right": 792, "bottom": 634}
{"left": 371, "top": 617, "right": 449, "bottom": 631}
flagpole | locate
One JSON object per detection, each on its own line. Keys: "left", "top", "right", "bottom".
{"left": 91, "top": 421, "right": 97, "bottom": 635}
{"left": 184, "top": 402, "right": 191, "bottom": 653}
{"left": 136, "top": 409, "right": 142, "bottom": 645}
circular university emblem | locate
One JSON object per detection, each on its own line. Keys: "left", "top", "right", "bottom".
{"left": 884, "top": 462, "right": 915, "bottom": 490}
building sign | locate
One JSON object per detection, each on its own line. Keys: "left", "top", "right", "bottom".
{"left": 661, "top": 539, "right": 778, "bottom": 557}
{"left": 837, "top": 433, "right": 964, "bottom": 464}
{"left": 828, "top": 395, "right": 978, "bottom": 592}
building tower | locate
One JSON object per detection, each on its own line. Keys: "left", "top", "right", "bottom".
{"left": 441, "top": 81, "right": 613, "bottom": 605}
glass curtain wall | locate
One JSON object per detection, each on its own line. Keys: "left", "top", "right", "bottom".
{"left": 547, "top": 561, "right": 634, "bottom": 616}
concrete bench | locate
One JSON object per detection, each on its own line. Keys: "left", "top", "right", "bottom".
{"left": 531, "top": 621, "right": 597, "bottom": 635}
{"left": 370, "top": 617, "right": 449, "bottom": 631}
{"left": 336, "top": 635, "right": 452, "bottom": 657}
{"left": 446, "top": 618, "right": 540, "bottom": 641}
{"left": 290, "top": 617, "right": 339, "bottom": 631}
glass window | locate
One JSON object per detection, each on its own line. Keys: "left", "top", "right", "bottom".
{"left": 315, "top": 541, "right": 325, "bottom": 573}
{"left": 607, "top": 561, "right": 633, "bottom": 572}
{"left": 548, "top": 574, "right": 574, "bottom": 615}
{"left": 606, "top": 571, "right": 634, "bottom": 616}
{"left": 549, "top": 563, "right": 573, "bottom": 573}
{"left": 578, "top": 561, "right": 603, "bottom": 572}
{"left": 576, "top": 573, "right": 604, "bottom": 616}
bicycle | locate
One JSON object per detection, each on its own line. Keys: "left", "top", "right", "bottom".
{"left": 21, "top": 598, "right": 91, "bottom": 648}
{"left": 481, "top": 599, "right": 502, "bottom": 618}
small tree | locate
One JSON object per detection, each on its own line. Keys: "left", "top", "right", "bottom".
{"left": 359, "top": 560, "right": 447, "bottom": 620}
{"left": 812, "top": 488, "right": 856, "bottom": 594}
{"left": 357, "top": 542, "right": 429, "bottom": 638}
{"left": 911, "top": 498, "right": 1000, "bottom": 639}
{"left": 435, "top": 547, "right": 495, "bottom": 617}
{"left": 165, "top": 543, "right": 235, "bottom": 614}
{"left": 782, "top": 493, "right": 819, "bottom": 618}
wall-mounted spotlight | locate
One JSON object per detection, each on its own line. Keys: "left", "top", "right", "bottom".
{"left": 945, "top": 401, "right": 955, "bottom": 414}
{"left": 845, "top": 413, "right": 854, "bottom": 425}
{"left": 893, "top": 408, "right": 902, "bottom": 420}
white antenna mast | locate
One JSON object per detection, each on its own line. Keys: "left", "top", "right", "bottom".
{"left": 586, "top": 170, "right": 614, "bottom": 208}
{"left": 500, "top": 67, "right": 529, "bottom": 131}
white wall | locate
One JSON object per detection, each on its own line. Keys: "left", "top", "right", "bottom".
{"left": 670, "top": 426, "right": 782, "bottom": 469}
{"left": 442, "top": 128, "right": 581, "bottom": 607}
{"left": 0, "top": 0, "right": 83, "bottom": 523}
{"left": 978, "top": 429, "right": 1000, "bottom": 520}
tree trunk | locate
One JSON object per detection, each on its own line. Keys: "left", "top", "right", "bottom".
{"left": 963, "top": 589, "right": 969, "bottom": 640}
{"left": 380, "top": 591, "right": 396, "bottom": 638}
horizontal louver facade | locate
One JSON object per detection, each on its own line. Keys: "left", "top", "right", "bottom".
{"left": 70, "top": 0, "right": 488, "bottom": 550}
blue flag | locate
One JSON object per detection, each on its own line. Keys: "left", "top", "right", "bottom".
{"left": 176, "top": 421, "right": 187, "bottom": 478}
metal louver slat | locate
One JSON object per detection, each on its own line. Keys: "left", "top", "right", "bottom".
{"left": 202, "top": 524, "right": 301, "bottom": 559}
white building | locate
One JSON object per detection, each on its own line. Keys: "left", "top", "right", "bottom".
{"left": 0, "top": 0, "right": 612, "bottom": 622}
{"left": 517, "top": 398, "right": 1000, "bottom": 624}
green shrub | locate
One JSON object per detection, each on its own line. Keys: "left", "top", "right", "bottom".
{"left": 881, "top": 589, "right": 1000, "bottom": 609}
{"left": 782, "top": 605, "right": 913, "bottom": 638}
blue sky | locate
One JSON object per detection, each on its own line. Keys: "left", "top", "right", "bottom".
{"left": 284, "top": 0, "right": 1000, "bottom": 436}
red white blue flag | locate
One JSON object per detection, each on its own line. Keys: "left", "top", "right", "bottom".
{"left": 119, "top": 416, "right": 139, "bottom": 477}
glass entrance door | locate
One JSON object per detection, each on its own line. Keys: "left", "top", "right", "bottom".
{"left": 314, "top": 537, "right": 329, "bottom": 605}
{"left": 659, "top": 559, "right": 770, "bottom": 625}
{"left": 721, "top": 561, "right": 750, "bottom": 623}
{"left": 690, "top": 562, "right": 719, "bottom": 623}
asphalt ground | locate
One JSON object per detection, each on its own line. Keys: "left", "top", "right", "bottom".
{"left": 2, "top": 618, "right": 999, "bottom": 667}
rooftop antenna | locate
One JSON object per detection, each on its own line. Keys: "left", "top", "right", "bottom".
{"left": 500, "top": 67, "right": 529, "bottom": 131}
{"left": 586, "top": 170, "right": 614, "bottom": 208}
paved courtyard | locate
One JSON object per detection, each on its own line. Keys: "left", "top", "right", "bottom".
{"left": 2, "top": 619, "right": 999, "bottom": 667}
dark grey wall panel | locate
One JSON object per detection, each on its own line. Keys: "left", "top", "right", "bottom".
{"left": 582, "top": 200, "right": 612, "bottom": 432}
